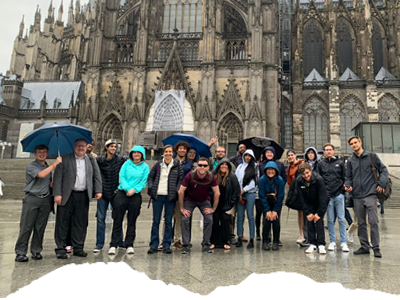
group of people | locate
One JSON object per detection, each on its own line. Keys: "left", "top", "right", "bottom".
{"left": 14, "top": 134, "right": 388, "bottom": 262}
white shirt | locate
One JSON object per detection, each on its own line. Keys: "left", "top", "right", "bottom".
{"left": 74, "top": 154, "right": 87, "bottom": 191}
{"left": 157, "top": 160, "right": 173, "bottom": 196}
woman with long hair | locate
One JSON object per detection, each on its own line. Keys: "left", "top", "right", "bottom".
{"left": 235, "top": 149, "right": 258, "bottom": 249}
{"left": 210, "top": 158, "right": 240, "bottom": 249}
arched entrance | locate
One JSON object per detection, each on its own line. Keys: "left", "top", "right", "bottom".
{"left": 97, "top": 113, "right": 123, "bottom": 153}
{"left": 217, "top": 112, "right": 243, "bottom": 158}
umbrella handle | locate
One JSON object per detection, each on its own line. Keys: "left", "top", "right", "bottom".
{"left": 56, "top": 129, "right": 60, "bottom": 157}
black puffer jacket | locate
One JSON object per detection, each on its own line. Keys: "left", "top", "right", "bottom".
{"left": 296, "top": 172, "right": 328, "bottom": 217}
{"left": 96, "top": 154, "right": 126, "bottom": 202}
{"left": 147, "top": 158, "right": 183, "bottom": 201}
{"left": 211, "top": 158, "right": 240, "bottom": 211}
{"left": 317, "top": 156, "right": 345, "bottom": 198}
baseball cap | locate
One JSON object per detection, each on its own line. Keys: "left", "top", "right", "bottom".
{"left": 105, "top": 139, "right": 117, "bottom": 147}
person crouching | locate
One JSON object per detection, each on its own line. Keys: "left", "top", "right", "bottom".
{"left": 296, "top": 163, "right": 328, "bottom": 254}
{"left": 259, "top": 161, "right": 285, "bottom": 251}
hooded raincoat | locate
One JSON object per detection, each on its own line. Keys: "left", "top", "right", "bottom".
{"left": 235, "top": 149, "right": 258, "bottom": 193}
{"left": 258, "top": 161, "right": 285, "bottom": 212}
{"left": 258, "top": 146, "right": 287, "bottom": 183}
{"left": 118, "top": 145, "right": 150, "bottom": 193}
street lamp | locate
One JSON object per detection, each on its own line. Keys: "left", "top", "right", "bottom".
{"left": 0, "top": 142, "right": 11, "bottom": 159}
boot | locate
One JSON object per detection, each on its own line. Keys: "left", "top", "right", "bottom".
{"left": 247, "top": 238, "right": 254, "bottom": 249}
{"left": 235, "top": 237, "right": 243, "bottom": 247}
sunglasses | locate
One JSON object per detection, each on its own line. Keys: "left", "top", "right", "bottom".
{"left": 197, "top": 164, "right": 209, "bottom": 168}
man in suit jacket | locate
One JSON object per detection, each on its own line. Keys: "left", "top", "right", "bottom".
{"left": 53, "top": 138, "right": 102, "bottom": 258}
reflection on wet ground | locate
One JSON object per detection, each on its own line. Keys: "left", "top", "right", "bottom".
{"left": 1, "top": 199, "right": 399, "bottom": 297}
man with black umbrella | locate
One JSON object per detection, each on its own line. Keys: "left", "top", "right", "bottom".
{"left": 229, "top": 144, "right": 247, "bottom": 168}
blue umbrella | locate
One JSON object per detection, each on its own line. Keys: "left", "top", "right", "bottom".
{"left": 162, "top": 133, "right": 212, "bottom": 158}
{"left": 21, "top": 121, "right": 92, "bottom": 156}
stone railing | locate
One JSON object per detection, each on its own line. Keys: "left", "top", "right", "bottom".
{"left": 156, "top": 32, "right": 203, "bottom": 40}
{"left": 0, "top": 105, "right": 17, "bottom": 117}
{"left": 115, "top": 35, "right": 137, "bottom": 43}
{"left": 46, "top": 109, "right": 69, "bottom": 117}
{"left": 18, "top": 109, "right": 40, "bottom": 117}
{"left": 100, "top": 61, "right": 136, "bottom": 68}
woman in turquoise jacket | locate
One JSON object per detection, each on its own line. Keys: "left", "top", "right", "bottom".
{"left": 108, "top": 145, "right": 149, "bottom": 255}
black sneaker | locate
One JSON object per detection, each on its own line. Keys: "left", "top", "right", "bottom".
{"left": 235, "top": 237, "right": 243, "bottom": 247}
{"left": 247, "top": 239, "right": 254, "bottom": 249}
{"left": 300, "top": 240, "right": 310, "bottom": 247}
{"left": 15, "top": 254, "right": 29, "bottom": 262}
{"left": 272, "top": 243, "right": 279, "bottom": 251}
{"left": 373, "top": 248, "right": 382, "bottom": 258}
{"left": 56, "top": 252, "right": 68, "bottom": 259}
{"left": 181, "top": 247, "right": 190, "bottom": 254}
{"left": 163, "top": 248, "right": 172, "bottom": 254}
{"left": 262, "top": 242, "right": 270, "bottom": 251}
{"left": 73, "top": 250, "right": 88, "bottom": 257}
{"left": 202, "top": 245, "right": 213, "bottom": 253}
{"left": 147, "top": 247, "right": 158, "bottom": 254}
{"left": 354, "top": 247, "right": 370, "bottom": 255}
{"left": 31, "top": 253, "right": 43, "bottom": 260}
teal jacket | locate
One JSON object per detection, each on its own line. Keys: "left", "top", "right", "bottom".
{"left": 118, "top": 145, "right": 149, "bottom": 193}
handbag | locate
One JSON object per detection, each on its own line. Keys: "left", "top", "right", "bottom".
{"left": 370, "top": 153, "right": 392, "bottom": 201}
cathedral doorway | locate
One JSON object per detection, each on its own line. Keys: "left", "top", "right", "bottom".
{"left": 217, "top": 112, "right": 243, "bottom": 157}
{"left": 97, "top": 113, "right": 123, "bottom": 153}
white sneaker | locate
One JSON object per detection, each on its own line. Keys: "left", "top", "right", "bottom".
{"left": 305, "top": 244, "right": 317, "bottom": 253}
{"left": 318, "top": 245, "right": 326, "bottom": 254}
{"left": 108, "top": 247, "right": 116, "bottom": 255}
{"left": 341, "top": 243, "right": 349, "bottom": 252}
{"left": 328, "top": 242, "right": 336, "bottom": 251}
{"left": 126, "top": 247, "right": 134, "bottom": 254}
{"left": 296, "top": 237, "right": 305, "bottom": 244}
{"left": 347, "top": 231, "right": 354, "bottom": 243}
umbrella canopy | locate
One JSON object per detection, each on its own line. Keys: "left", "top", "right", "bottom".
{"left": 21, "top": 121, "right": 92, "bottom": 156}
{"left": 162, "top": 133, "right": 212, "bottom": 158}
{"left": 238, "top": 136, "right": 284, "bottom": 160}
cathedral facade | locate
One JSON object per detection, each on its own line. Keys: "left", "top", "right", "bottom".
{"left": 4, "top": 0, "right": 281, "bottom": 157}
{"left": 2, "top": 0, "right": 400, "bottom": 158}
{"left": 289, "top": 0, "right": 400, "bottom": 155}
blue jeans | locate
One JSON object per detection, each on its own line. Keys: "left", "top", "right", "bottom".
{"left": 95, "top": 198, "right": 123, "bottom": 248}
{"left": 237, "top": 192, "right": 255, "bottom": 239}
{"left": 327, "top": 194, "right": 347, "bottom": 244}
{"left": 149, "top": 195, "right": 176, "bottom": 249}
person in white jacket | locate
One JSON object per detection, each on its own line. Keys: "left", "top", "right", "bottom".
{"left": 235, "top": 149, "right": 258, "bottom": 249}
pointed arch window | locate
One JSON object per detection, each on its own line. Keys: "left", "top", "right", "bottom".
{"left": 303, "top": 20, "right": 323, "bottom": 76}
{"left": 336, "top": 20, "right": 353, "bottom": 75}
{"left": 372, "top": 20, "right": 384, "bottom": 75}
{"left": 223, "top": 4, "right": 247, "bottom": 61}
{"left": 340, "top": 98, "right": 365, "bottom": 154}
{"left": 303, "top": 98, "right": 328, "bottom": 150}
{"left": 378, "top": 97, "right": 400, "bottom": 122}
{"left": 282, "top": 98, "right": 293, "bottom": 149}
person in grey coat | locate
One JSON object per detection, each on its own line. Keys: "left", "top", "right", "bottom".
{"left": 53, "top": 138, "right": 102, "bottom": 259}
{"left": 344, "top": 136, "right": 388, "bottom": 258}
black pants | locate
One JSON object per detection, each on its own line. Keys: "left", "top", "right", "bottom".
{"left": 210, "top": 207, "right": 231, "bottom": 247}
{"left": 55, "top": 191, "right": 89, "bottom": 254}
{"left": 255, "top": 199, "right": 263, "bottom": 237}
{"left": 307, "top": 217, "right": 325, "bottom": 246}
{"left": 110, "top": 191, "right": 142, "bottom": 248}
{"left": 15, "top": 194, "right": 52, "bottom": 255}
{"left": 262, "top": 210, "right": 281, "bottom": 244}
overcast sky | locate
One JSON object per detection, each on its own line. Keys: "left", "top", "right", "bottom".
{"left": 0, "top": 0, "right": 90, "bottom": 75}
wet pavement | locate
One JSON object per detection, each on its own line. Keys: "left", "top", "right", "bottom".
{"left": 0, "top": 198, "right": 399, "bottom": 297}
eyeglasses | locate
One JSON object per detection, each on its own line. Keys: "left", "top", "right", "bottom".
{"left": 216, "top": 151, "right": 225, "bottom": 153}
{"left": 197, "top": 164, "right": 209, "bottom": 168}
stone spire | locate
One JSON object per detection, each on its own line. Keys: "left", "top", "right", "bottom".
{"left": 18, "top": 15, "right": 25, "bottom": 38}
{"left": 68, "top": 0, "right": 74, "bottom": 25}
{"left": 34, "top": 5, "right": 41, "bottom": 31}
{"left": 58, "top": 0, "right": 64, "bottom": 23}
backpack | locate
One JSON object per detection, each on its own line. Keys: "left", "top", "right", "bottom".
{"left": 285, "top": 177, "right": 303, "bottom": 211}
{"left": 370, "top": 153, "right": 392, "bottom": 201}
{"left": 189, "top": 170, "right": 213, "bottom": 187}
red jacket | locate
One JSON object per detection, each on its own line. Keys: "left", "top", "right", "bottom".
{"left": 286, "top": 159, "right": 304, "bottom": 187}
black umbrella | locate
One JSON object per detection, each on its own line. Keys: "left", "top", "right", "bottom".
{"left": 238, "top": 136, "right": 284, "bottom": 160}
